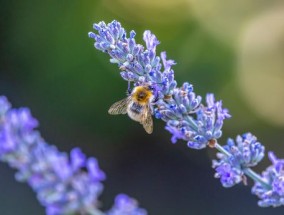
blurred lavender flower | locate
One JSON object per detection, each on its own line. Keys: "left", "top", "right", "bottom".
{"left": 0, "top": 96, "right": 146, "bottom": 215}
{"left": 107, "top": 194, "right": 147, "bottom": 215}
{"left": 89, "top": 20, "right": 230, "bottom": 149}
{"left": 252, "top": 152, "right": 284, "bottom": 207}
{"left": 213, "top": 133, "right": 265, "bottom": 187}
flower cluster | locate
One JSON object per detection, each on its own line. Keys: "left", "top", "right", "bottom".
{"left": 162, "top": 93, "right": 230, "bottom": 149}
{"left": 0, "top": 96, "right": 146, "bottom": 215}
{"left": 252, "top": 152, "right": 284, "bottom": 207}
{"left": 88, "top": 21, "right": 176, "bottom": 98}
{"left": 89, "top": 20, "right": 231, "bottom": 149}
{"left": 212, "top": 133, "right": 265, "bottom": 187}
{"left": 107, "top": 194, "right": 147, "bottom": 215}
{"left": 89, "top": 19, "right": 284, "bottom": 208}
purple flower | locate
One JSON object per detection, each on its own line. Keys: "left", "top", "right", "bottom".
{"left": 252, "top": 152, "right": 284, "bottom": 207}
{"left": 213, "top": 162, "right": 242, "bottom": 188}
{"left": 161, "top": 52, "right": 176, "bottom": 71}
{"left": 0, "top": 96, "right": 146, "bottom": 214}
{"left": 213, "top": 133, "right": 264, "bottom": 187}
{"left": 107, "top": 194, "right": 147, "bottom": 215}
{"left": 89, "top": 20, "right": 230, "bottom": 149}
{"left": 90, "top": 20, "right": 284, "bottom": 208}
{"left": 88, "top": 20, "right": 175, "bottom": 99}
{"left": 143, "top": 30, "right": 159, "bottom": 53}
{"left": 161, "top": 93, "right": 229, "bottom": 149}
{"left": 70, "top": 147, "right": 86, "bottom": 171}
{"left": 0, "top": 96, "right": 11, "bottom": 116}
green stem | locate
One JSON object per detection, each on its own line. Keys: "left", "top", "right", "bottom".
{"left": 184, "top": 115, "right": 199, "bottom": 130}
{"left": 215, "top": 142, "right": 231, "bottom": 157}
{"left": 214, "top": 142, "right": 271, "bottom": 190}
{"left": 243, "top": 168, "right": 271, "bottom": 189}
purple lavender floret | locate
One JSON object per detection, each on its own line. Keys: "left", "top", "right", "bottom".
{"left": 107, "top": 194, "right": 147, "bottom": 215}
{"left": 89, "top": 20, "right": 230, "bottom": 149}
{"left": 214, "top": 162, "right": 243, "bottom": 188}
{"left": 213, "top": 133, "right": 265, "bottom": 187}
{"left": 0, "top": 96, "right": 147, "bottom": 214}
{"left": 252, "top": 152, "right": 284, "bottom": 207}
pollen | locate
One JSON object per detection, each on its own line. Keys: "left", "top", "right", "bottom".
{"left": 132, "top": 86, "right": 153, "bottom": 104}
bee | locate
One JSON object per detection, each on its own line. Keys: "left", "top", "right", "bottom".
{"left": 108, "top": 85, "right": 154, "bottom": 134}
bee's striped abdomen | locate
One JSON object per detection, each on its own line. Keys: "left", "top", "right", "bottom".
{"left": 129, "top": 102, "right": 143, "bottom": 114}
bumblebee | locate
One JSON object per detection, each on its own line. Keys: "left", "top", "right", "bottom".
{"left": 108, "top": 86, "right": 154, "bottom": 134}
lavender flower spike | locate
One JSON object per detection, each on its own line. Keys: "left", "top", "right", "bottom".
{"left": 89, "top": 20, "right": 231, "bottom": 149}
{"left": 0, "top": 96, "right": 147, "bottom": 215}
{"left": 252, "top": 152, "right": 284, "bottom": 207}
{"left": 90, "top": 19, "right": 284, "bottom": 208}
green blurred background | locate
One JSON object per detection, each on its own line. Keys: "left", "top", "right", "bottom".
{"left": 1, "top": 0, "right": 284, "bottom": 214}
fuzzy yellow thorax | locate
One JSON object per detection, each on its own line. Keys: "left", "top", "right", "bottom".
{"left": 131, "top": 86, "right": 153, "bottom": 105}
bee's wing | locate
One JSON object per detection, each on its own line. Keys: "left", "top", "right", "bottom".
{"left": 108, "top": 97, "right": 129, "bottom": 115}
{"left": 141, "top": 106, "right": 153, "bottom": 134}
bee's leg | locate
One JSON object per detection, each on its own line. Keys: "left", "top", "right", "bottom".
{"left": 154, "top": 90, "right": 159, "bottom": 102}
{"left": 127, "top": 81, "right": 132, "bottom": 96}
